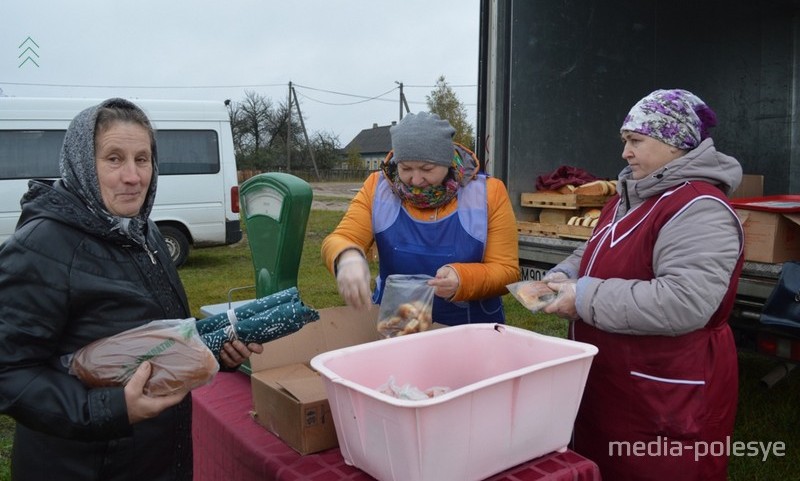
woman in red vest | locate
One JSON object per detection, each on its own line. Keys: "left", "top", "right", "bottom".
{"left": 543, "top": 89, "right": 744, "bottom": 480}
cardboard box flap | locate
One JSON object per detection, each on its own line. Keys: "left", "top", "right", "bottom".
{"left": 736, "top": 209, "right": 750, "bottom": 223}
{"left": 250, "top": 306, "right": 382, "bottom": 455}
{"left": 252, "top": 362, "right": 316, "bottom": 382}
{"left": 250, "top": 305, "right": 381, "bottom": 372}
{"left": 276, "top": 376, "right": 328, "bottom": 403}
{"left": 785, "top": 213, "right": 800, "bottom": 227}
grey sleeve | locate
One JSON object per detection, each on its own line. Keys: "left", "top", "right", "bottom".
{"left": 575, "top": 198, "right": 742, "bottom": 335}
{"left": 549, "top": 242, "right": 586, "bottom": 279}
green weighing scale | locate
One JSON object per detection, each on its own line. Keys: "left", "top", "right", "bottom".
{"left": 240, "top": 172, "right": 313, "bottom": 298}
{"left": 205, "top": 172, "right": 312, "bottom": 374}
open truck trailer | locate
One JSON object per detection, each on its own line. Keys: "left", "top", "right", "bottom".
{"left": 476, "top": 0, "right": 800, "bottom": 381}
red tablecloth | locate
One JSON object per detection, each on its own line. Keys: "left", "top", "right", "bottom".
{"left": 192, "top": 371, "right": 601, "bottom": 481}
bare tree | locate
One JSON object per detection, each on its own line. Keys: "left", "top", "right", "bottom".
{"left": 310, "top": 131, "right": 342, "bottom": 170}
{"left": 229, "top": 90, "right": 272, "bottom": 169}
{"left": 228, "top": 90, "right": 341, "bottom": 172}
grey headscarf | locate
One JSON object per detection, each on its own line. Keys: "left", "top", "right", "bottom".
{"left": 59, "top": 98, "right": 158, "bottom": 246}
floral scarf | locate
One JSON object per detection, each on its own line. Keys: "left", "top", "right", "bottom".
{"left": 381, "top": 151, "right": 467, "bottom": 209}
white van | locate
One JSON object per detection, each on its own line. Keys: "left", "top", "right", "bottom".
{"left": 0, "top": 97, "right": 242, "bottom": 266}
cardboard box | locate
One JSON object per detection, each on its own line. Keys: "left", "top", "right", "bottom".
{"left": 730, "top": 174, "right": 764, "bottom": 199}
{"left": 736, "top": 209, "right": 800, "bottom": 263}
{"left": 249, "top": 305, "right": 383, "bottom": 454}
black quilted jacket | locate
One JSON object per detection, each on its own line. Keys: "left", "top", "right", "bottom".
{"left": 0, "top": 179, "right": 193, "bottom": 481}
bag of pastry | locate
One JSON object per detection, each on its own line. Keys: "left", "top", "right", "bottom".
{"left": 506, "top": 280, "right": 558, "bottom": 313}
{"left": 63, "top": 318, "right": 219, "bottom": 396}
{"left": 377, "top": 274, "right": 434, "bottom": 338}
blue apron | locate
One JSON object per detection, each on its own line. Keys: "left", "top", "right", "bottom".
{"left": 372, "top": 174, "right": 505, "bottom": 325}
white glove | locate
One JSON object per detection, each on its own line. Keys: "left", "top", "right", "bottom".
{"left": 542, "top": 271, "right": 569, "bottom": 282}
{"left": 336, "top": 253, "right": 372, "bottom": 310}
{"left": 544, "top": 279, "right": 579, "bottom": 321}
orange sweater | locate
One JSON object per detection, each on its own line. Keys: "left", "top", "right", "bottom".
{"left": 321, "top": 171, "right": 520, "bottom": 302}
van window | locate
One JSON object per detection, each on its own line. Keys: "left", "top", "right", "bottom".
{"left": 0, "top": 129, "right": 220, "bottom": 177}
{"left": 0, "top": 130, "right": 64, "bottom": 178}
{"left": 156, "top": 130, "right": 220, "bottom": 175}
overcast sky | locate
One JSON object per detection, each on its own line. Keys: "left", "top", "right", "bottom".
{"left": 1, "top": 0, "right": 481, "bottom": 144}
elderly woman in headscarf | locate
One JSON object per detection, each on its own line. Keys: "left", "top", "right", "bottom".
{"left": 542, "top": 89, "right": 744, "bottom": 480}
{"left": 0, "top": 98, "right": 260, "bottom": 481}
{"left": 322, "top": 112, "right": 519, "bottom": 325}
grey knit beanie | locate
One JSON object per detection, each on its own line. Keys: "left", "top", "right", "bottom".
{"left": 390, "top": 112, "right": 456, "bottom": 166}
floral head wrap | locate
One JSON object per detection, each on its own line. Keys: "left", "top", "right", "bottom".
{"left": 620, "top": 89, "right": 718, "bottom": 150}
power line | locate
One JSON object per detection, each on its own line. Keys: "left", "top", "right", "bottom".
{"left": 0, "top": 81, "right": 286, "bottom": 89}
{"left": 0, "top": 80, "right": 476, "bottom": 106}
{"left": 294, "top": 91, "right": 387, "bottom": 106}
{"left": 0, "top": 80, "right": 477, "bottom": 93}
{"left": 293, "top": 85, "right": 398, "bottom": 105}
{"left": 404, "top": 84, "right": 477, "bottom": 88}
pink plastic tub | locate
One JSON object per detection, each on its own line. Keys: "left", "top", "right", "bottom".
{"left": 310, "top": 323, "right": 597, "bottom": 481}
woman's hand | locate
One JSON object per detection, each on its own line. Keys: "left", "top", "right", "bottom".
{"left": 428, "top": 265, "right": 459, "bottom": 300}
{"left": 543, "top": 280, "right": 580, "bottom": 321}
{"left": 336, "top": 251, "right": 372, "bottom": 310}
{"left": 220, "top": 340, "right": 264, "bottom": 369}
{"left": 124, "top": 361, "right": 188, "bottom": 424}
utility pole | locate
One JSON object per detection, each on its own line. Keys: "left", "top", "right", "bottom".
{"left": 398, "top": 82, "right": 404, "bottom": 120}
{"left": 284, "top": 82, "right": 321, "bottom": 180}
{"left": 396, "top": 81, "right": 410, "bottom": 121}
{"left": 290, "top": 85, "right": 321, "bottom": 180}
{"left": 287, "top": 81, "right": 292, "bottom": 172}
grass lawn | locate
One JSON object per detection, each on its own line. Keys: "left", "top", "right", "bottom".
{"left": 1, "top": 207, "right": 797, "bottom": 480}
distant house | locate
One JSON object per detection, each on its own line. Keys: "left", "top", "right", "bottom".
{"left": 342, "top": 121, "right": 396, "bottom": 170}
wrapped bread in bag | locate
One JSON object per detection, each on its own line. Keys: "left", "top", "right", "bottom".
{"left": 67, "top": 318, "right": 219, "bottom": 396}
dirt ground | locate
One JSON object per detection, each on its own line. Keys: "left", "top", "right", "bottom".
{"left": 309, "top": 182, "right": 362, "bottom": 211}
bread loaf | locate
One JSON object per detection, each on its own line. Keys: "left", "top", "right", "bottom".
{"left": 574, "top": 180, "right": 608, "bottom": 196}
{"left": 70, "top": 319, "right": 219, "bottom": 396}
{"left": 584, "top": 208, "right": 602, "bottom": 219}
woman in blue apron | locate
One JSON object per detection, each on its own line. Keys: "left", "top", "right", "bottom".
{"left": 322, "top": 112, "right": 519, "bottom": 325}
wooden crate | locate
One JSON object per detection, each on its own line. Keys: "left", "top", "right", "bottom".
{"left": 517, "top": 221, "right": 593, "bottom": 240}
{"left": 520, "top": 192, "right": 609, "bottom": 209}
{"left": 517, "top": 221, "right": 559, "bottom": 238}
{"left": 556, "top": 224, "right": 594, "bottom": 240}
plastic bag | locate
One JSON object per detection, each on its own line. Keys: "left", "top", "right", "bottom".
{"left": 377, "top": 274, "right": 434, "bottom": 337}
{"left": 507, "top": 280, "right": 558, "bottom": 313}
{"left": 377, "top": 375, "right": 451, "bottom": 400}
{"left": 65, "top": 318, "right": 219, "bottom": 396}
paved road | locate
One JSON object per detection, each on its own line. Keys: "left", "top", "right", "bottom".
{"left": 310, "top": 182, "right": 361, "bottom": 211}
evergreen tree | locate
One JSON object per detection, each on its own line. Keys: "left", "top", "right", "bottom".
{"left": 426, "top": 75, "right": 475, "bottom": 150}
